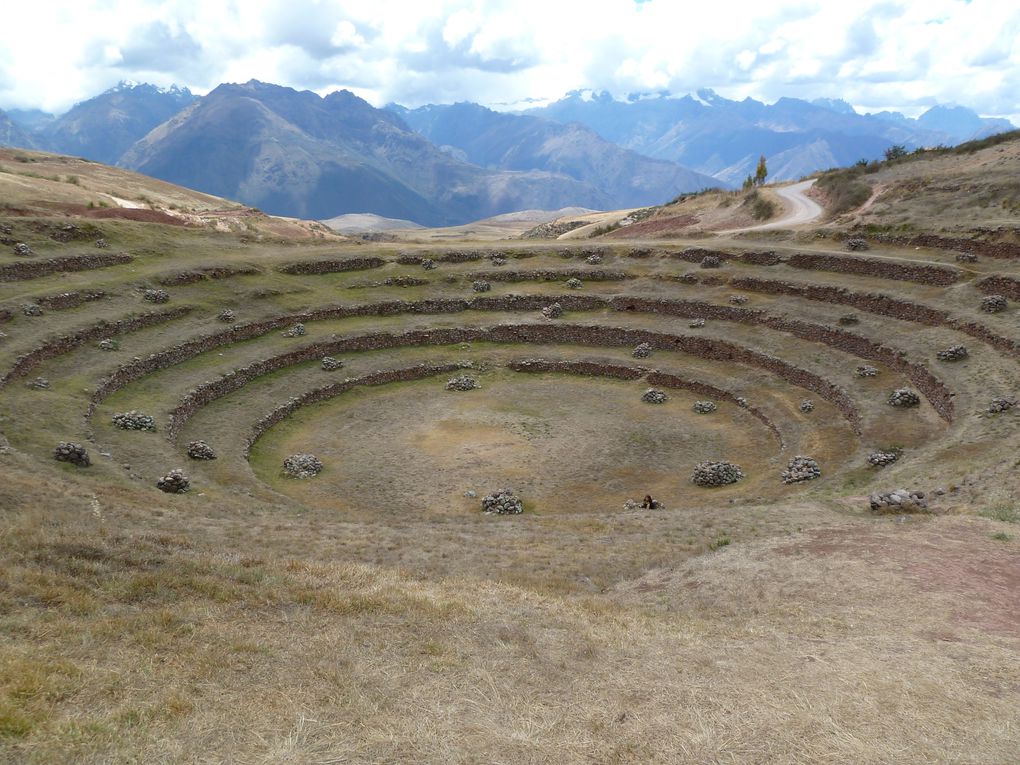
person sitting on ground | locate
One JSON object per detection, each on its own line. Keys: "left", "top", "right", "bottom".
{"left": 641, "top": 494, "right": 659, "bottom": 509}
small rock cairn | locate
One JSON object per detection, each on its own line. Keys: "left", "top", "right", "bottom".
{"left": 157, "top": 469, "right": 191, "bottom": 494}
{"left": 13, "top": 242, "right": 33, "bottom": 257}
{"left": 472, "top": 280, "right": 491, "bottom": 293}
{"left": 799, "top": 399, "right": 815, "bottom": 413}
{"left": 838, "top": 314, "right": 860, "bottom": 326}
{"left": 187, "top": 440, "right": 217, "bottom": 460}
{"left": 53, "top": 442, "right": 90, "bottom": 467}
{"left": 691, "top": 461, "right": 744, "bottom": 487}
{"left": 988, "top": 396, "right": 1017, "bottom": 414}
{"left": 446, "top": 375, "right": 478, "bottom": 391}
{"left": 781, "top": 455, "right": 821, "bottom": 484}
{"left": 143, "top": 288, "right": 170, "bottom": 304}
{"left": 689, "top": 318, "right": 706, "bottom": 328}
{"left": 283, "top": 454, "right": 323, "bottom": 478}
{"left": 868, "top": 451, "right": 899, "bottom": 467}
{"left": 846, "top": 237, "right": 869, "bottom": 251}
{"left": 955, "top": 252, "right": 977, "bottom": 263}
{"left": 218, "top": 309, "right": 236, "bottom": 323}
{"left": 888, "top": 388, "right": 920, "bottom": 408}
{"left": 700, "top": 255, "right": 722, "bottom": 269}
{"left": 321, "top": 356, "right": 344, "bottom": 371}
{"left": 22, "top": 303, "right": 43, "bottom": 316}
{"left": 855, "top": 365, "right": 879, "bottom": 378}
{"left": 869, "top": 489, "right": 928, "bottom": 514}
{"left": 692, "top": 400, "right": 717, "bottom": 414}
{"left": 282, "top": 323, "right": 306, "bottom": 337}
{"left": 565, "top": 277, "right": 583, "bottom": 289}
{"left": 98, "top": 338, "right": 119, "bottom": 351}
{"left": 112, "top": 411, "right": 156, "bottom": 431}
{"left": 26, "top": 377, "right": 49, "bottom": 390}
{"left": 585, "top": 253, "right": 603, "bottom": 265}
{"left": 980, "top": 295, "right": 1008, "bottom": 313}
{"left": 481, "top": 488, "right": 523, "bottom": 515}
{"left": 632, "top": 342, "right": 652, "bottom": 359}
{"left": 542, "top": 303, "right": 564, "bottom": 319}
{"left": 936, "top": 345, "right": 968, "bottom": 362}
{"left": 728, "top": 294, "right": 748, "bottom": 305}
{"left": 642, "top": 388, "right": 668, "bottom": 404}
{"left": 421, "top": 258, "right": 437, "bottom": 270}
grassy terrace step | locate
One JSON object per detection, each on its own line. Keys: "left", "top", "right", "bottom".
{"left": 73, "top": 295, "right": 953, "bottom": 425}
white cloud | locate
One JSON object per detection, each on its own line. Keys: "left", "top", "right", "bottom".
{"left": 0, "top": 0, "right": 1016, "bottom": 122}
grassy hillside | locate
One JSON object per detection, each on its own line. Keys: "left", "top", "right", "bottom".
{"left": 1, "top": 153, "right": 1019, "bottom": 763}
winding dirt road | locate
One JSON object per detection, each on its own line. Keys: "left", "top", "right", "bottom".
{"left": 720, "top": 179, "right": 823, "bottom": 233}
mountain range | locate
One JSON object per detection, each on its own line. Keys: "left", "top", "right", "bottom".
{"left": 0, "top": 81, "right": 1013, "bottom": 225}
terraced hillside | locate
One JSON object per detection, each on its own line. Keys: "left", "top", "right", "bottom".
{"left": 1, "top": 159, "right": 1019, "bottom": 763}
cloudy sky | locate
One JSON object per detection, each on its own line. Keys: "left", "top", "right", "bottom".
{"left": 1, "top": 0, "right": 1017, "bottom": 119}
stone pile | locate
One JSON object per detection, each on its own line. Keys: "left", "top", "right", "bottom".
{"left": 846, "top": 237, "right": 869, "bottom": 251}
{"left": 868, "top": 451, "right": 899, "bottom": 467}
{"left": 855, "top": 365, "right": 879, "bottom": 377}
{"left": 565, "top": 277, "right": 583, "bottom": 289}
{"left": 693, "top": 400, "right": 717, "bottom": 414}
{"left": 95, "top": 238, "right": 109, "bottom": 249}
{"left": 781, "top": 455, "right": 821, "bottom": 484}
{"left": 689, "top": 318, "right": 705, "bottom": 328}
{"left": 112, "top": 411, "right": 156, "bottom": 431}
{"left": 642, "top": 388, "right": 668, "bottom": 404}
{"left": 838, "top": 314, "right": 860, "bottom": 325}
{"left": 187, "top": 440, "right": 216, "bottom": 460}
{"left": 282, "top": 323, "right": 306, "bottom": 337}
{"left": 384, "top": 276, "right": 428, "bottom": 287}
{"left": 283, "top": 453, "right": 323, "bottom": 479}
{"left": 472, "top": 280, "right": 491, "bottom": 293}
{"left": 446, "top": 375, "right": 479, "bottom": 391}
{"left": 321, "top": 356, "right": 344, "bottom": 371}
{"left": 799, "top": 399, "right": 815, "bottom": 413}
{"left": 728, "top": 295, "right": 748, "bottom": 305}
{"left": 541, "top": 302, "right": 564, "bottom": 319}
{"left": 888, "top": 388, "right": 920, "bottom": 408}
{"left": 632, "top": 342, "right": 652, "bottom": 358}
{"left": 980, "top": 295, "right": 1008, "bottom": 313}
{"left": 869, "top": 489, "right": 928, "bottom": 514}
{"left": 988, "top": 396, "right": 1017, "bottom": 414}
{"left": 218, "top": 309, "right": 236, "bottom": 323}
{"left": 700, "top": 255, "right": 722, "bottom": 269}
{"left": 157, "top": 469, "right": 190, "bottom": 494}
{"left": 936, "top": 345, "right": 968, "bottom": 362}
{"left": 21, "top": 303, "right": 42, "bottom": 316}
{"left": 481, "top": 488, "right": 524, "bottom": 515}
{"left": 98, "top": 338, "right": 119, "bottom": 351}
{"left": 53, "top": 442, "right": 90, "bottom": 467}
{"left": 421, "top": 258, "right": 437, "bottom": 270}
{"left": 691, "top": 461, "right": 744, "bottom": 487}
{"left": 143, "top": 288, "right": 170, "bottom": 304}
{"left": 585, "top": 253, "right": 603, "bottom": 265}
{"left": 26, "top": 377, "right": 49, "bottom": 390}
{"left": 955, "top": 252, "right": 978, "bottom": 263}
{"left": 13, "top": 243, "right": 34, "bottom": 257}
{"left": 489, "top": 255, "right": 507, "bottom": 266}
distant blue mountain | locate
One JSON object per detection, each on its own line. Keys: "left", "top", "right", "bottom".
{"left": 390, "top": 101, "right": 725, "bottom": 208}
{"left": 522, "top": 89, "right": 1014, "bottom": 184}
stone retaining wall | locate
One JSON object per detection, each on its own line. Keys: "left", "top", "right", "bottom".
{"left": 506, "top": 358, "right": 785, "bottom": 448}
{"left": 730, "top": 276, "right": 1020, "bottom": 361}
{"left": 785, "top": 253, "right": 959, "bottom": 286}
{"left": 976, "top": 275, "right": 1020, "bottom": 300}
{"left": 242, "top": 363, "right": 470, "bottom": 457}
{"left": 0, "top": 307, "right": 193, "bottom": 387}
{"left": 467, "top": 269, "right": 628, "bottom": 283}
{"left": 277, "top": 257, "right": 385, "bottom": 275}
{"left": 35, "top": 290, "right": 107, "bottom": 310}
{"left": 163, "top": 323, "right": 862, "bottom": 441}
{"left": 0, "top": 253, "right": 133, "bottom": 282}
{"left": 84, "top": 292, "right": 953, "bottom": 433}
{"left": 871, "top": 233, "right": 1020, "bottom": 260}
{"left": 158, "top": 266, "right": 259, "bottom": 286}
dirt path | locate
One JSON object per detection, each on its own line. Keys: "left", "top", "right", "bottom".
{"left": 720, "top": 179, "right": 823, "bottom": 233}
